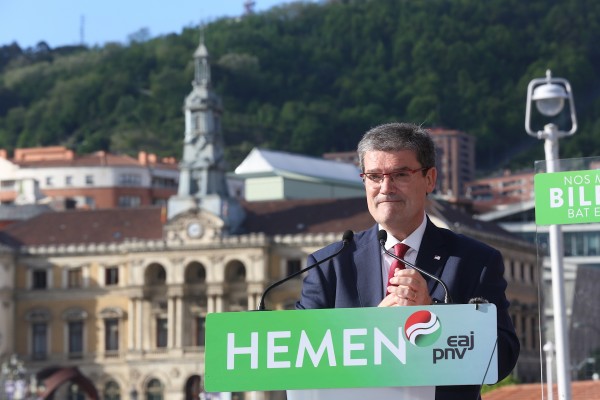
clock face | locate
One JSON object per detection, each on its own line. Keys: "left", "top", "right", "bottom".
{"left": 187, "top": 222, "right": 203, "bottom": 238}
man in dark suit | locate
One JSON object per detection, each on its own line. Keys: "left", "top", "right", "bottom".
{"left": 296, "top": 122, "right": 519, "bottom": 400}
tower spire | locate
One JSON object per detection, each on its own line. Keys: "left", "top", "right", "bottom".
{"left": 167, "top": 34, "right": 245, "bottom": 233}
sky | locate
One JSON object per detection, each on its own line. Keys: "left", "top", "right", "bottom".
{"left": 0, "top": 0, "right": 306, "bottom": 49}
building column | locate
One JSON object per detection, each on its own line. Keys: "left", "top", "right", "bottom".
{"left": 128, "top": 298, "right": 135, "bottom": 350}
{"left": 207, "top": 296, "right": 215, "bottom": 314}
{"left": 215, "top": 296, "right": 223, "bottom": 313}
{"left": 175, "top": 297, "right": 183, "bottom": 348}
{"left": 168, "top": 297, "right": 175, "bottom": 348}
{"left": 136, "top": 299, "right": 143, "bottom": 350}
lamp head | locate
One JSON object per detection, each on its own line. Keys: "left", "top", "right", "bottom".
{"left": 532, "top": 81, "right": 568, "bottom": 116}
{"left": 525, "top": 69, "right": 577, "bottom": 138}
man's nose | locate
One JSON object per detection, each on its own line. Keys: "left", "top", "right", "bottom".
{"left": 378, "top": 175, "right": 395, "bottom": 193}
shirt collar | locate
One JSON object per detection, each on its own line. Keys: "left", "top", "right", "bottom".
{"left": 380, "top": 213, "right": 427, "bottom": 252}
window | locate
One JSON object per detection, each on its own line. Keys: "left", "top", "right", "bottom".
{"left": 105, "top": 319, "right": 119, "bottom": 353}
{"left": 286, "top": 259, "right": 302, "bottom": 277}
{"left": 32, "top": 322, "right": 48, "bottom": 360}
{"left": 68, "top": 321, "right": 84, "bottom": 358}
{"left": 65, "top": 175, "right": 73, "bottom": 186}
{"left": 0, "top": 180, "right": 16, "bottom": 190}
{"left": 105, "top": 267, "right": 119, "bottom": 286}
{"left": 195, "top": 316, "right": 206, "bottom": 347}
{"left": 146, "top": 379, "right": 163, "bottom": 400}
{"left": 156, "top": 318, "right": 168, "bottom": 348}
{"left": 118, "top": 174, "right": 142, "bottom": 186}
{"left": 32, "top": 270, "right": 47, "bottom": 289}
{"left": 104, "top": 381, "right": 121, "bottom": 400}
{"left": 46, "top": 176, "right": 53, "bottom": 186}
{"left": 68, "top": 268, "right": 82, "bottom": 288}
{"left": 529, "top": 263, "right": 535, "bottom": 284}
{"left": 530, "top": 316, "right": 537, "bottom": 351}
{"left": 118, "top": 196, "right": 141, "bottom": 208}
{"left": 84, "top": 196, "right": 95, "bottom": 208}
{"left": 85, "top": 175, "right": 94, "bottom": 185}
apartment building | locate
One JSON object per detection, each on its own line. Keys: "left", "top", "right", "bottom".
{"left": 0, "top": 147, "right": 179, "bottom": 209}
{"left": 465, "top": 170, "right": 535, "bottom": 213}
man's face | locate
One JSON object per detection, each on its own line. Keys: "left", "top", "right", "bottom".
{"left": 363, "top": 150, "right": 436, "bottom": 238}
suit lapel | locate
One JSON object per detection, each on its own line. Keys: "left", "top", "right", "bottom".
{"left": 355, "top": 226, "right": 384, "bottom": 307}
{"left": 415, "top": 218, "right": 450, "bottom": 297}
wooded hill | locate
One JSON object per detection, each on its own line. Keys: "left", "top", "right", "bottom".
{"left": 1, "top": 0, "right": 599, "bottom": 173}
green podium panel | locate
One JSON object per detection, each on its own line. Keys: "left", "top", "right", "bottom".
{"left": 204, "top": 304, "right": 498, "bottom": 392}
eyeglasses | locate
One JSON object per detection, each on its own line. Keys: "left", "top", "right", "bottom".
{"left": 360, "top": 167, "right": 429, "bottom": 185}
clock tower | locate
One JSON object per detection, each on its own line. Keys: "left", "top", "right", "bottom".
{"left": 168, "top": 36, "right": 245, "bottom": 233}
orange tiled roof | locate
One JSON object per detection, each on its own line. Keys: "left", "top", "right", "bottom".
{"left": 482, "top": 380, "right": 600, "bottom": 400}
{"left": 0, "top": 207, "right": 164, "bottom": 246}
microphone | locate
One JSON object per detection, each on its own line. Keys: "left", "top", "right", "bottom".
{"left": 468, "top": 297, "right": 489, "bottom": 310}
{"left": 257, "top": 230, "right": 354, "bottom": 311}
{"left": 377, "top": 229, "right": 453, "bottom": 304}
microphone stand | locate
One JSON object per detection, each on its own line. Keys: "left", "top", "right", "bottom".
{"left": 378, "top": 230, "right": 453, "bottom": 304}
{"left": 257, "top": 230, "right": 354, "bottom": 311}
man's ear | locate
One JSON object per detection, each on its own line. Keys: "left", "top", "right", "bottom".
{"left": 425, "top": 167, "right": 437, "bottom": 193}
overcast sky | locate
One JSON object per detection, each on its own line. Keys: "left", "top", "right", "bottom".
{"left": 0, "top": 0, "right": 309, "bottom": 49}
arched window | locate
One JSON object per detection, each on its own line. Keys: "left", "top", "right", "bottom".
{"left": 145, "top": 263, "right": 167, "bottom": 285}
{"left": 104, "top": 381, "right": 121, "bottom": 400}
{"left": 184, "top": 376, "right": 202, "bottom": 400}
{"left": 146, "top": 379, "right": 163, "bottom": 400}
{"left": 225, "top": 261, "right": 246, "bottom": 282}
{"left": 26, "top": 308, "right": 50, "bottom": 360}
{"left": 185, "top": 262, "right": 206, "bottom": 283}
{"left": 62, "top": 308, "right": 88, "bottom": 359}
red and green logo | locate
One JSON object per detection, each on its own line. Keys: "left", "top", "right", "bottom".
{"left": 405, "top": 310, "right": 442, "bottom": 347}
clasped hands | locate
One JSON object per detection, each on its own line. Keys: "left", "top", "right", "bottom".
{"left": 378, "top": 268, "right": 432, "bottom": 307}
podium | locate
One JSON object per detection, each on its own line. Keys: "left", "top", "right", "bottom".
{"left": 204, "top": 305, "right": 498, "bottom": 398}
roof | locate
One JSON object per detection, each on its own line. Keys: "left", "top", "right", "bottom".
{"left": 0, "top": 207, "right": 165, "bottom": 247}
{"left": 0, "top": 197, "right": 527, "bottom": 248}
{"left": 234, "top": 148, "right": 362, "bottom": 186}
{"left": 242, "top": 197, "right": 374, "bottom": 236}
{"left": 482, "top": 380, "right": 600, "bottom": 400}
{"left": 429, "top": 198, "right": 520, "bottom": 242}
{"left": 10, "top": 150, "right": 178, "bottom": 170}
{"left": 475, "top": 200, "right": 535, "bottom": 222}
{"left": 0, "top": 204, "right": 52, "bottom": 221}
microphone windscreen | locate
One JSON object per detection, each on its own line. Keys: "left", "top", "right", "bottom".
{"left": 342, "top": 230, "right": 354, "bottom": 242}
{"left": 468, "top": 297, "right": 489, "bottom": 304}
{"left": 377, "top": 229, "right": 387, "bottom": 242}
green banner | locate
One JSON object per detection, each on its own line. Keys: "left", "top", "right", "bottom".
{"left": 534, "top": 169, "right": 600, "bottom": 225}
{"left": 204, "top": 305, "right": 498, "bottom": 392}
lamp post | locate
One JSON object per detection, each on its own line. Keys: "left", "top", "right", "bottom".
{"left": 0, "top": 355, "right": 43, "bottom": 400}
{"left": 526, "top": 69, "right": 577, "bottom": 400}
{"left": 1, "top": 355, "right": 27, "bottom": 400}
{"left": 543, "top": 341, "right": 555, "bottom": 400}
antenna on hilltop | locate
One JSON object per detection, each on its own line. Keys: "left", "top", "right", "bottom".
{"left": 244, "top": 0, "right": 256, "bottom": 15}
{"left": 80, "top": 15, "right": 85, "bottom": 45}
{"left": 199, "top": 24, "right": 205, "bottom": 44}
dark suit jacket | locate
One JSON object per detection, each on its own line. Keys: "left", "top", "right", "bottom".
{"left": 296, "top": 219, "right": 520, "bottom": 400}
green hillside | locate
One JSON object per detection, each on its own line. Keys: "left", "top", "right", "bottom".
{"left": 1, "top": 0, "right": 599, "bottom": 172}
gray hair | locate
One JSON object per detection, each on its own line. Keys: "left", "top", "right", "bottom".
{"left": 357, "top": 122, "right": 436, "bottom": 172}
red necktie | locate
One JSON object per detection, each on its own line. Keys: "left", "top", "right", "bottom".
{"left": 387, "top": 243, "right": 410, "bottom": 285}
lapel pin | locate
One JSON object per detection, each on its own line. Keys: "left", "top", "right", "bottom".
{"left": 434, "top": 255, "right": 441, "bottom": 260}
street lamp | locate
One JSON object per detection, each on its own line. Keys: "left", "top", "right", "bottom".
{"left": 526, "top": 69, "right": 577, "bottom": 400}
{"left": 1, "top": 355, "right": 27, "bottom": 400}
{"left": 0, "top": 355, "right": 43, "bottom": 400}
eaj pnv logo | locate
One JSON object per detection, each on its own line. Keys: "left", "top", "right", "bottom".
{"left": 404, "top": 310, "right": 442, "bottom": 347}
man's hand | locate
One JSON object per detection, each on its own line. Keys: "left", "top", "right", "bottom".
{"left": 378, "top": 269, "right": 432, "bottom": 307}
